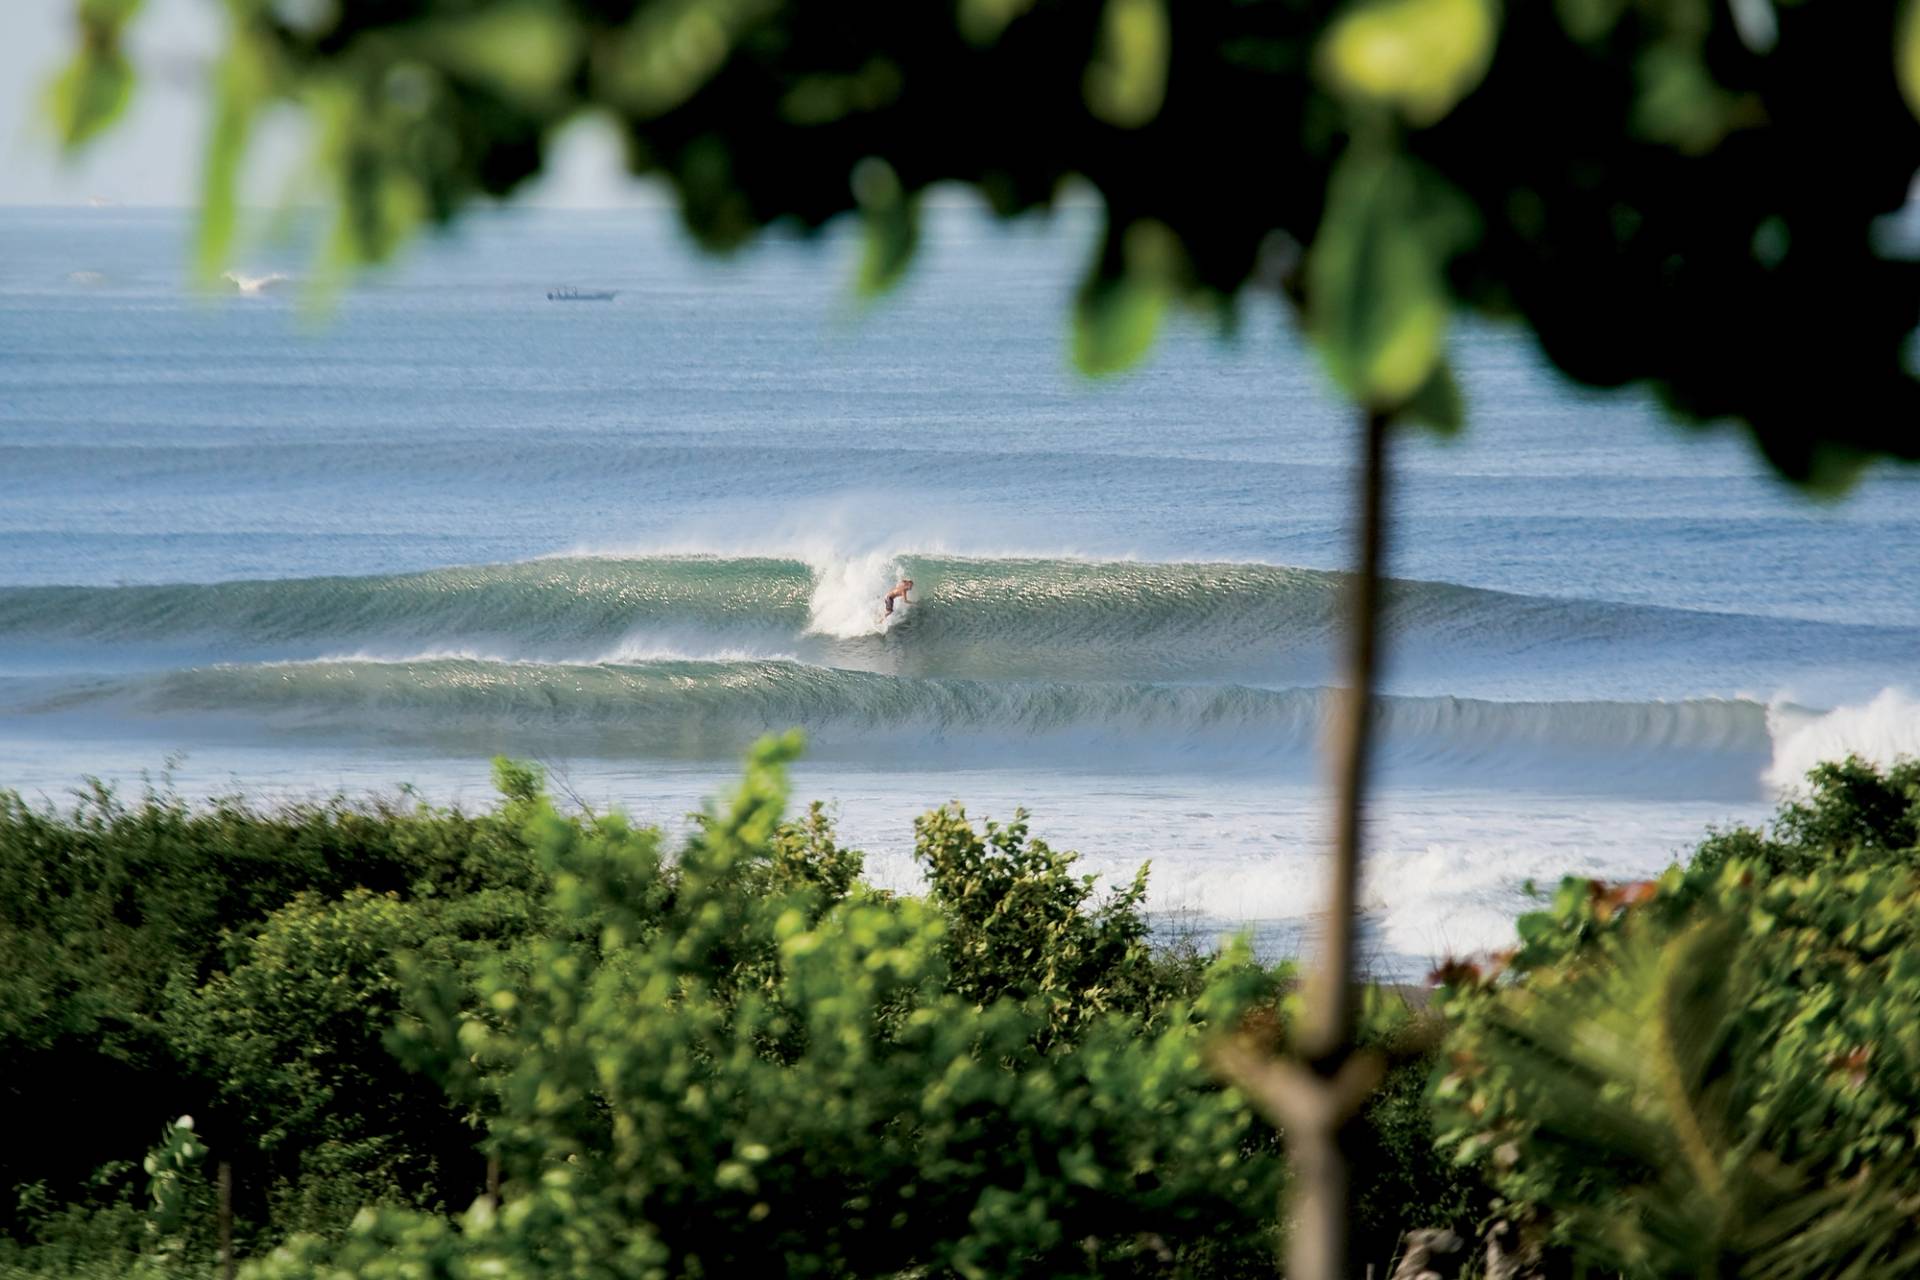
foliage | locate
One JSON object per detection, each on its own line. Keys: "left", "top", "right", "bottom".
{"left": 52, "top": 0, "right": 1920, "bottom": 474}
{"left": 9, "top": 742, "right": 1470, "bottom": 1275}
{"left": 1691, "top": 754, "right": 1920, "bottom": 879}
{"left": 0, "top": 1201, "right": 217, "bottom": 1280}
{"left": 915, "top": 804, "right": 1205, "bottom": 1044}
{"left": 165, "top": 887, "right": 541, "bottom": 1235}
{"left": 41, "top": 751, "right": 1920, "bottom": 1278}
{"left": 1344, "top": 997, "right": 1485, "bottom": 1262}
{"left": 248, "top": 734, "right": 1286, "bottom": 1278}
{"left": 0, "top": 768, "right": 547, "bottom": 1244}
{"left": 143, "top": 1116, "right": 208, "bottom": 1235}
{"left": 1430, "top": 756, "right": 1920, "bottom": 1277}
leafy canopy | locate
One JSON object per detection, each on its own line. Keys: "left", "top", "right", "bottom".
{"left": 50, "top": 0, "right": 1920, "bottom": 479}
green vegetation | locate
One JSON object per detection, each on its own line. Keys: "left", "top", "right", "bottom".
{"left": 1, "top": 762, "right": 549, "bottom": 1266}
{"left": 7, "top": 744, "right": 1917, "bottom": 1276}
{"left": 0, "top": 742, "right": 1429, "bottom": 1276}
{"left": 1432, "top": 754, "right": 1920, "bottom": 1276}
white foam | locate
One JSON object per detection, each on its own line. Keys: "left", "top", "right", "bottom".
{"left": 306, "top": 641, "right": 794, "bottom": 668}
{"left": 304, "top": 646, "right": 524, "bottom": 666}
{"left": 594, "top": 638, "right": 797, "bottom": 665}
{"left": 804, "top": 551, "right": 906, "bottom": 639}
{"left": 1366, "top": 841, "right": 1592, "bottom": 961}
{"left": 1766, "top": 687, "right": 1920, "bottom": 790}
{"left": 223, "top": 271, "right": 292, "bottom": 295}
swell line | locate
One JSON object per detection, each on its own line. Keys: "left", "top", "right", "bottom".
{"left": 9, "top": 656, "right": 1787, "bottom": 795}
{"left": 2, "top": 555, "right": 1910, "bottom": 694}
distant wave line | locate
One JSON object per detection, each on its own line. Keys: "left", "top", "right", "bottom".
{"left": 14, "top": 656, "right": 1791, "bottom": 769}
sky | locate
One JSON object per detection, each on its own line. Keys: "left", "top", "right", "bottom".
{"left": 0, "top": 0, "right": 649, "bottom": 207}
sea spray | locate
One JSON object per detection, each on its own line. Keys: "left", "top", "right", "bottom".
{"left": 1765, "top": 688, "right": 1920, "bottom": 790}
{"left": 804, "top": 551, "right": 906, "bottom": 638}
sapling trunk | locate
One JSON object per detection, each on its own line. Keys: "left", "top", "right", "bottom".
{"left": 1215, "top": 408, "right": 1391, "bottom": 1279}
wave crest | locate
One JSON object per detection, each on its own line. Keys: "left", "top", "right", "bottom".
{"left": 8, "top": 553, "right": 1903, "bottom": 693}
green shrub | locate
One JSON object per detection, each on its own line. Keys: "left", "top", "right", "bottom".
{"left": 1431, "top": 756, "right": 1920, "bottom": 1277}
{"left": 6, "top": 739, "right": 1516, "bottom": 1277}
{"left": 250, "top": 735, "right": 1287, "bottom": 1278}
{"left": 1346, "top": 1004, "right": 1486, "bottom": 1263}
{"left": 0, "top": 769, "right": 549, "bottom": 1246}
{"left": 916, "top": 804, "right": 1207, "bottom": 1045}
{"left": 1690, "top": 755, "right": 1920, "bottom": 879}
{"left": 165, "top": 888, "right": 540, "bottom": 1235}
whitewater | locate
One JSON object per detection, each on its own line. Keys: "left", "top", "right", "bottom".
{"left": 3, "top": 203, "right": 1917, "bottom": 975}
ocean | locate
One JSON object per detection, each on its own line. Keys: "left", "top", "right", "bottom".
{"left": 4, "top": 201, "right": 1917, "bottom": 975}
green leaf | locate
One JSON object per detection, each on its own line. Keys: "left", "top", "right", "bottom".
{"left": 958, "top": 0, "right": 1038, "bottom": 47}
{"left": 1633, "top": 41, "right": 1742, "bottom": 154}
{"left": 1083, "top": 0, "right": 1170, "bottom": 128}
{"left": 1321, "top": 0, "right": 1499, "bottom": 126}
{"left": 1072, "top": 219, "right": 1180, "bottom": 375}
{"left": 851, "top": 158, "right": 919, "bottom": 298}
{"left": 598, "top": 0, "right": 776, "bottom": 120}
{"left": 45, "top": 51, "right": 134, "bottom": 151}
{"left": 1399, "top": 358, "right": 1464, "bottom": 434}
{"left": 45, "top": 0, "right": 145, "bottom": 148}
{"left": 781, "top": 61, "right": 905, "bottom": 126}
{"left": 420, "top": 4, "right": 580, "bottom": 106}
{"left": 1073, "top": 274, "right": 1163, "bottom": 374}
{"left": 1308, "top": 148, "right": 1476, "bottom": 408}
{"left": 1899, "top": 0, "right": 1920, "bottom": 121}
{"left": 195, "top": 38, "right": 269, "bottom": 283}
{"left": 1554, "top": 0, "right": 1628, "bottom": 43}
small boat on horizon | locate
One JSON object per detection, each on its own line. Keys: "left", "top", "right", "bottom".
{"left": 547, "top": 286, "right": 617, "bottom": 301}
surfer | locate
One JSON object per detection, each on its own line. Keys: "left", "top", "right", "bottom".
{"left": 882, "top": 578, "right": 914, "bottom": 617}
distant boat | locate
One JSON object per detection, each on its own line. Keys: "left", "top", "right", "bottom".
{"left": 546, "top": 287, "right": 616, "bottom": 301}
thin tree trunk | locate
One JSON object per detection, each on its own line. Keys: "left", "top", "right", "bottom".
{"left": 1215, "top": 407, "right": 1392, "bottom": 1280}
{"left": 1301, "top": 408, "right": 1388, "bottom": 1062}
{"left": 217, "top": 1159, "right": 236, "bottom": 1280}
{"left": 1297, "top": 404, "right": 1390, "bottom": 1266}
{"left": 1288, "top": 405, "right": 1391, "bottom": 1280}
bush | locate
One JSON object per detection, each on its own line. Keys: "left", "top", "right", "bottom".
{"left": 1346, "top": 1006, "right": 1487, "bottom": 1263}
{"left": 1430, "top": 756, "right": 1920, "bottom": 1277}
{"left": 6, "top": 739, "right": 1513, "bottom": 1277}
{"left": 916, "top": 804, "right": 1207, "bottom": 1045}
{"left": 1690, "top": 755, "right": 1920, "bottom": 879}
{"left": 166, "top": 888, "right": 540, "bottom": 1235}
{"left": 251, "top": 736, "right": 1288, "bottom": 1278}
{"left": 0, "top": 766, "right": 549, "bottom": 1248}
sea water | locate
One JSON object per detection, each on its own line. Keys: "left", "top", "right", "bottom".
{"left": 4, "top": 201, "right": 1917, "bottom": 974}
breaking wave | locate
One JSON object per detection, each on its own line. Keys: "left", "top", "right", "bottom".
{"left": 1766, "top": 688, "right": 1920, "bottom": 789}
{"left": 3, "top": 553, "right": 1907, "bottom": 690}
{"left": 5, "top": 553, "right": 1906, "bottom": 795}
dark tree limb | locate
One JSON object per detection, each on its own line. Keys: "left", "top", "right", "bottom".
{"left": 218, "top": 1159, "right": 235, "bottom": 1280}
{"left": 1302, "top": 406, "right": 1390, "bottom": 1067}
{"left": 1218, "top": 407, "right": 1391, "bottom": 1280}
